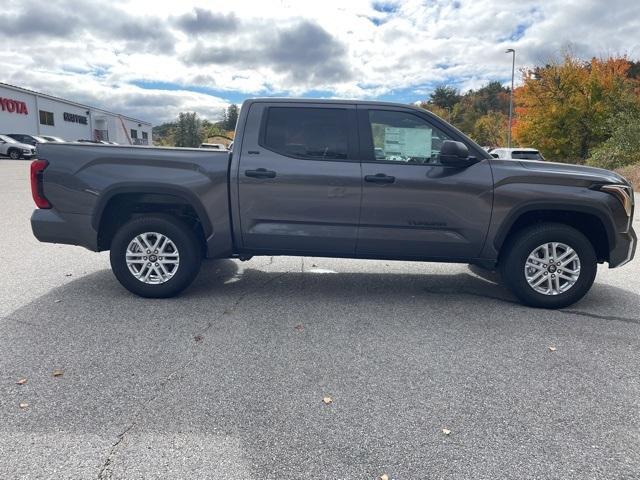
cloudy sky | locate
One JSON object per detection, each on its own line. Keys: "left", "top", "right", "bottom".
{"left": 2, "top": 0, "right": 639, "bottom": 124}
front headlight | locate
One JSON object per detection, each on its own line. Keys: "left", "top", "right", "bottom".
{"left": 22, "top": 148, "right": 31, "bottom": 153}
{"left": 601, "top": 184, "right": 634, "bottom": 217}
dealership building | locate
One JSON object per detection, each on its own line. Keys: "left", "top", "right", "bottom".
{"left": 0, "top": 82, "right": 152, "bottom": 145}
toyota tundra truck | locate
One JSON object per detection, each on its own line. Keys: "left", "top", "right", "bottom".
{"left": 30, "top": 99, "right": 636, "bottom": 308}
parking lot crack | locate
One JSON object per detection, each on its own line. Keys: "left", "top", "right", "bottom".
{"left": 95, "top": 267, "right": 297, "bottom": 478}
{"left": 559, "top": 309, "right": 640, "bottom": 325}
{"left": 97, "top": 423, "right": 135, "bottom": 479}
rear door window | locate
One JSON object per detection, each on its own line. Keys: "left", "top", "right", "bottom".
{"left": 262, "top": 107, "right": 349, "bottom": 160}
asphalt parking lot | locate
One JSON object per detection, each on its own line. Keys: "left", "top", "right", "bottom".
{"left": 0, "top": 159, "right": 639, "bottom": 479}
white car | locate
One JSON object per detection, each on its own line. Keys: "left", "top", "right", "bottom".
{"left": 489, "top": 147, "right": 545, "bottom": 161}
{"left": 0, "top": 134, "right": 36, "bottom": 159}
{"left": 40, "top": 135, "right": 66, "bottom": 143}
{"left": 200, "top": 143, "right": 227, "bottom": 150}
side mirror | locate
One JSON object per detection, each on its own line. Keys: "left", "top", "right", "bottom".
{"left": 439, "top": 140, "right": 477, "bottom": 168}
{"left": 491, "top": 153, "right": 499, "bottom": 158}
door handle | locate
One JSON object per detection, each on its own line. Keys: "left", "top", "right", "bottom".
{"left": 365, "top": 173, "right": 395, "bottom": 184}
{"left": 245, "top": 168, "right": 276, "bottom": 179}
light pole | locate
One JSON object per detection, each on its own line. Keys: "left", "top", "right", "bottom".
{"left": 506, "top": 48, "right": 515, "bottom": 148}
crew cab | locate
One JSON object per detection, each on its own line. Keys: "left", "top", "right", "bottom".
{"left": 30, "top": 99, "right": 636, "bottom": 308}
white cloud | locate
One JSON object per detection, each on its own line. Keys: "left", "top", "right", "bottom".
{"left": 2, "top": 0, "right": 639, "bottom": 124}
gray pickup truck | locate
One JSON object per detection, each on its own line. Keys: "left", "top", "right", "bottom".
{"left": 30, "top": 98, "right": 635, "bottom": 308}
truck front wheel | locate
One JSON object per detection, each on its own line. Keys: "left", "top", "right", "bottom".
{"left": 500, "top": 223, "right": 597, "bottom": 308}
{"left": 110, "top": 215, "right": 203, "bottom": 298}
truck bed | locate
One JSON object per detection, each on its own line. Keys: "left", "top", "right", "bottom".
{"left": 32, "top": 143, "right": 234, "bottom": 257}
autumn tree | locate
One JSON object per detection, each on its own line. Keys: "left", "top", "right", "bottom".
{"left": 513, "top": 55, "right": 640, "bottom": 162}
{"left": 473, "top": 111, "right": 508, "bottom": 147}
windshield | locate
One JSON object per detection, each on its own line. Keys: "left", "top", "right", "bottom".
{"left": 512, "top": 150, "right": 544, "bottom": 160}
{"left": 33, "top": 136, "right": 48, "bottom": 143}
{"left": 0, "top": 135, "right": 17, "bottom": 143}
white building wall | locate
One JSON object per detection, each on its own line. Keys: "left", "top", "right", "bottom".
{"left": 36, "top": 96, "right": 92, "bottom": 140}
{"left": 0, "top": 84, "right": 152, "bottom": 145}
{"left": 0, "top": 86, "right": 37, "bottom": 134}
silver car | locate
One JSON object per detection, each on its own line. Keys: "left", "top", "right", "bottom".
{"left": 0, "top": 134, "right": 36, "bottom": 159}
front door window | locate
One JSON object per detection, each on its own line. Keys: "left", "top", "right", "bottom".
{"left": 368, "top": 110, "right": 453, "bottom": 164}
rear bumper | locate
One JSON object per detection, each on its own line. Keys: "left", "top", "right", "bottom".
{"left": 31, "top": 209, "right": 98, "bottom": 251}
{"left": 609, "top": 226, "right": 636, "bottom": 268}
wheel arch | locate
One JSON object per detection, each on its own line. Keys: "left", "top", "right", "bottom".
{"left": 495, "top": 204, "right": 614, "bottom": 263}
{"left": 94, "top": 184, "right": 212, "bottom": 252}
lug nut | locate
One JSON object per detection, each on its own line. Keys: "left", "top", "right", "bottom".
{"left": 155, "top": 263, "right": 159, "bottom": 267}
{"left": 154, "top": 250, "right": 158, "bottom": 254}
{"left": 544, "top": 272, "right": 548, "bottom": 275}
{"left": 143, "top": 256, "right": 147, "bottom": 260}
{"left": 551, "top": 274, "right": 556, "bottom": 278}
{"left": 146, "top": 250, "right": 150, "bottom": 254}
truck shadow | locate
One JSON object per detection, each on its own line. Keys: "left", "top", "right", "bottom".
{"left": 2, "top": 258, "right": 639, "bottom": 478}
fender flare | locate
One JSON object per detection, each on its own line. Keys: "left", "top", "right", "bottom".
{"left": 493, "top": 201, "right": 616, "bottom": 251}
{"left": 92, "top": 183, "right": 213, "bottom": 238}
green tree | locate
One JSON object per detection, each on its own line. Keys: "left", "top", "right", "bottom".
{"left": 429, "top": 86, "right": 461, "bottom": 110}
{"left": 174, "top": 112, "right": 202, "bottom": 148}
{"left": 587, "top": 111, "right": 640, "bottom": 169}
{"left": 222, "top": 104, "right": 239, "bottom": 131}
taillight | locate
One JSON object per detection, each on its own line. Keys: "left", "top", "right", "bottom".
{"left": 30, "top": 159, "right": 51, "bottom": 209}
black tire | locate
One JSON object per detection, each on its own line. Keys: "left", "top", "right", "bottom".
{"left": 110, "top": 215, "right": 203, "bottom": 298}
{"left": 500, "top": 223, "right": 597, "bottom": 309}
{"left": 8, "top": 149, "right": 20, "bottom": 160}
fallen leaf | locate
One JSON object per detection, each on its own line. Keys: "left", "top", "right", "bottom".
{"left": 442, "top": 428, "right": 451, "bottom": 435}
{"left": 549, "top": 346, "right": 557, "bottom": 352}
{"left": 16, "top": 378, "right": 27, "bottom": 385}
{"left": 294, "top": 324, "right": 304, "bottom": 331}
{"left": 380, "top": 475, "right": 389, "bottom": 480}
{"left": 322, "top": 396, "right": 333, "bottom": 405}
{"left": 19, "top": 402, "right": 29, "bottom": 409}
{"left": 194, "top": 334, "right": 203, "bottom": 342}
{"left": 312, "top": 264, "right": 317, "bottom": 268}
{"left": 65, "top": 273, "right": 72, "bottom": 277}
{"left": 54, "top": 299, "right": 62, "bottom": 303}
{"left": 52, "top": 369, "right": 64, "bottom": 377}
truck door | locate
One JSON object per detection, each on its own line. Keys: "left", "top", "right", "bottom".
{"left": 236, "top": 102, "right": 361, "bottom": 254}
{"left": 356, "top": 106, "right": 493, "bottom": 259}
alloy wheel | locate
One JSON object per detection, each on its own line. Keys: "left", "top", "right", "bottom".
{"left": 524, "top": 242, "right": 581, "bottom": 295}
{"left": 125, "top": 232, "right": 180, "bottom": 284}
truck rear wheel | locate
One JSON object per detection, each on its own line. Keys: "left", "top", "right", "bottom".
{"left": 500, "top": 223, "right": 597, "bottom": 308}
{"left": 110, "top": 215, "right": 202, "bottom": 298}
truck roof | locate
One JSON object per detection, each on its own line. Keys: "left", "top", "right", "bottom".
{"left": 243, "top": 97, "right": 426, "bottom": 111}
